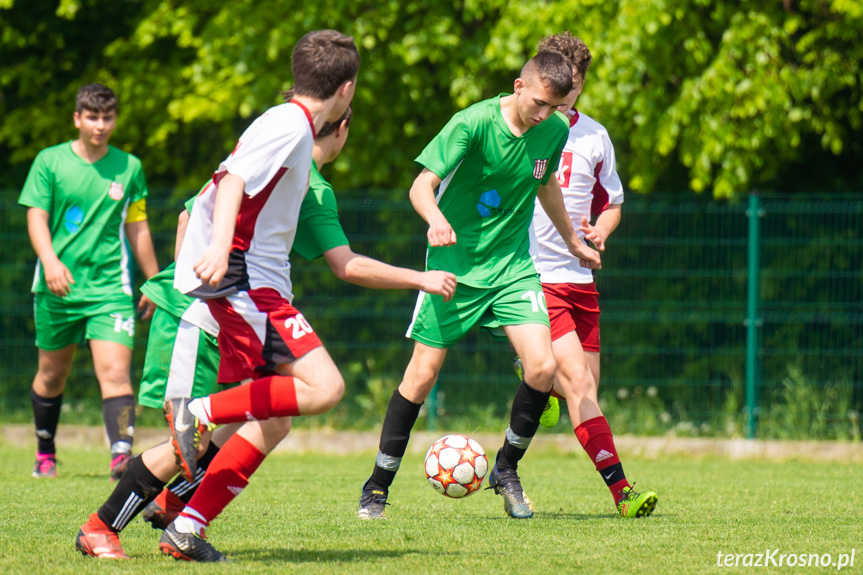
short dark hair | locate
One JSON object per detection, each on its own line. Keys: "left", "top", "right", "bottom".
{"left": 317, "top": 105, "right": 353, "bottom": 139}
{"left": 76, "top": 84, "right": 117, "bottom": 114}
{"left": 292, "top": 30, "right": 360, "bottom": 100}
{"left": 538, "top": 32, "right": 593, "bottom": 85}
{"left": 521, "top": 50, "right": 573, "bottom": 98}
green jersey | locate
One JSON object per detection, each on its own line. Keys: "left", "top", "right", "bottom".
{"left": 291, "top": 160, "right": 349, "bottom": 260}
{"left": 19, "top": 142, "right": 148, "bottom": 303}
{"left": 416, "top": 94, "right": 568, "bottom": 288}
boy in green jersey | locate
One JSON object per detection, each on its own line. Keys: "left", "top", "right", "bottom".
{"left": 358, "top": 50, "right": 601, "bottom": 520}
{"left": 19, "top": 84, "right": 160, "bottom": 481}
{"left": 75, "top": 106, "right": 456, "bottom": 559}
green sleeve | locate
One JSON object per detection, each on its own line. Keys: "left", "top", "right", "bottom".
{"left": 19, "top": 150, "right": 53, "bottom": 212}
{"left": 291, "top": 165, "right": 349, "bottom": 261}
{"left": 415, "top": 112, "right": 472, "bottom": 179}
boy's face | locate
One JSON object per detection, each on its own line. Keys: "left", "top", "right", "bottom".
{"left": 514, "top": 78, "right": 568, "bottom": 128}
{"left": 559, "top": 74, "right": 584, "bottom": 113}
{"left": 74, "top": 109, "right": 117, "bottom": 148}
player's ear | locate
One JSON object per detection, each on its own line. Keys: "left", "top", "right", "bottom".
{"left": 338, "top": 78, "right": 354, "bottom": 99}
{"left": 338, "top": 119, "right": 349, "bottom": 137}
{"left": 514, "top": 77, "right": 525, "bottom": 95}
{"left": 73, "top": 111, "right": 82, "bottom": 128}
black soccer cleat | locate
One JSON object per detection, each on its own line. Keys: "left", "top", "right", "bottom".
{"left": 486, "top": 449, "right": 534, "bottom": 519}
{"left": 357, "top": 481, "right": 389, "bottom": 520}
{"left": 159, "top": 522, "right": 227, "bottom": 562}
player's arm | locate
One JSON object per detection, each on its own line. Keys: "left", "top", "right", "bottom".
{"left": 125, "top": 204, "right": 160, "bottom": 320}
{"left": 537, "top": 177, "right": 601, "bottom": 269}
{"left": 195, "top": 173, "right": 244, "bottom": 286}
{"left": 26, "top": 207, "right": 74, "bottom": 296}
{"left": 323, "top": 245, "right": 456, "bottom": 301}
{"left": 175, "top": 209, "right": 190, "bottom": 261}
{"left": 409, "top": 168, "right": 456, "bottom": 247}
{"left": 579, "top": 204, "right": 621, "bottom": 252}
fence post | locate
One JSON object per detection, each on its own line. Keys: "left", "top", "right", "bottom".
{"left": 427, "top": 380, "right": 439, "bottom": 431}
{"left": 745, "top": 193, "right": 763, "bottom": 439}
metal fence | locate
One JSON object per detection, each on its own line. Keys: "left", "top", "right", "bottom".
{"left": 1, "top": 189, "right": 860, "bottom": 439}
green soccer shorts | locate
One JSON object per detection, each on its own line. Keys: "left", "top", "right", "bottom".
{"left": 34, "top": 293, "right": 136, "bottom": 351}
{"left": 406, "top": 274, "right": 550, "bottom": 348}
{"left": 137, "top": 306, "right": 229, "bottom": 409}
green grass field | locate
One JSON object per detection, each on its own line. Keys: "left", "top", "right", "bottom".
{"left": 0, "top": 442, "right": 859, "bottom": 574}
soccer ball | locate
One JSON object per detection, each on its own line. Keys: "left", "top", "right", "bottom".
{"left": 424, "top": 434, "right": 488, "bottom": 498}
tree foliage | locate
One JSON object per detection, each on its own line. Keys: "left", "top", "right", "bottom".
{"left": 1, "top": 0, "right": 861, "bottom": 197}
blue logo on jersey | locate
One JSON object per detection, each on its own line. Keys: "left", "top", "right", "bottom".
{"left": 477, "top": 190, "right": 501, "bottom": 217}
{"left": 64, "top": 206, "right": 83, "bottom": 233}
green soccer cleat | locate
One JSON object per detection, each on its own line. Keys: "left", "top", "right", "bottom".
{"left": 539, "top": 396, "right": 560, "bottom": 428}
{"left": 617, "top": 483, "right": 658, "bottom": 518}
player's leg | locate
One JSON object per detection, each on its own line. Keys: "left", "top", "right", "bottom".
{"left": 31, "top": 345, "right": 76, "bottom": 478}
{"left": 550, "top": 283, "right": 657, "bottom": 517}
{"left": 358, "top": 341, "right": 448, "bottom": 519}
{"left": 31, "top": 293, "right": 85, "bottom": 478}
{"left": 87, "top": 304, "right": 137, "bottom": 479}
{"left": 487, "top": 322, "right": 556, "bottom": 518}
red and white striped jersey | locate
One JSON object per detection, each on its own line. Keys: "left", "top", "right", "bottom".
{"left": 175, "top": 101, "right": 315, "bottom": 302}
{"left": 530, "top": 109, "right": 624, "bottom": 284}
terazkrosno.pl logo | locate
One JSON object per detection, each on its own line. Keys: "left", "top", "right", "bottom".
{"left": 477, "top": 190, "right": 500, "bottom": 217}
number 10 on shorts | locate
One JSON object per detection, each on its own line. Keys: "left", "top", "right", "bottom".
{"left": 521, "top": 290, "right": 547, "bottom": 314}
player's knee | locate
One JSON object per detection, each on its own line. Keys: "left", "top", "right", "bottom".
{"left": 524, "top": 356, "right": 557, "bottom": 387}
{"left": 311, "top": 372, "right": 345, "bottom": 414}
{"left": 558, "top": 360, "right": 595, "bottom": 399}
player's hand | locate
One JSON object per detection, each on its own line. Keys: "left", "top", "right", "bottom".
{"left": 421, "top": 270, "right": 457, "bottom": 302}
{"left": 570, "top": 240, "right": 601, "bottom": 269}
{"left": 194, "top": 243, "right": 231, "bottom": 287}
{"left": 42, "top": 258, "right": 74, "bottom": 297}
{"left": 427, "top": 220, "right": 457, "bottom": 247}
{"left": 579, "top": 216, "right": 607, "bottom": 251}
{"left": 137, "top": 294, "right": 156, "bottom": 321}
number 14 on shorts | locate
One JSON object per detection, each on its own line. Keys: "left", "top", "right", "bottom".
{"left": 110, "top": 312, "right": 135, "bottom": 337}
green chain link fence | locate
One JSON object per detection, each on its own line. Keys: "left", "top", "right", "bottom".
{"left": 1, "top": 190, "right": 860, "bottom": 439}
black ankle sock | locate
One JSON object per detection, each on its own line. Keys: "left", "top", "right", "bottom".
{"left": 31, "top": 389, "right": 63, "bottom": 455}
{"left": 97, "top": 454, "right": 166, "bottom": 531}
{"left": 102, "top": 394, "right": 136, "bottom": 456}
{"left": 166, "top": 439, "right": 221, "bottom": 502}
{"left": 499, "top": 382, "right": 550, "bottom": 470}
{"left": 367, "top": 389, "right": 422, "bottom": 492}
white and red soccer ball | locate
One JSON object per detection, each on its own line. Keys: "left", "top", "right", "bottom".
{"left": 424, "top": 434, "right": 488, "bottom": 498}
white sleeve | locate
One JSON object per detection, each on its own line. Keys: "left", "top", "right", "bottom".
{"left": 598, "top": 131, "right": 624, "bottom": 206}
{"left": 218, "top": 107, "right": 307, "bottom": 198}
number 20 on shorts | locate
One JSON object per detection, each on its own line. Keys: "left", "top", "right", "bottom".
{"left": 284, "top": 313, "right": 314, "bottom": 339}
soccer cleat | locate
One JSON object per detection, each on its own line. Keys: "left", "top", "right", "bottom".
{"left": 164, "top": 398, "right": 207, "bottom": 482}
{"left": 159, "top": 521, "right": 227, "bottom": 562}
{"left": 486, "top": 450, "right": 534, "bottom": 519}
{"left": 32, "top": 453, "right": 58, "bottom": 478}
{"left": 617, "top": 483, "right": 658, "bottom": 518}
{"left": 75, "top": 513, "right": 130, "bottom": 559}
{"left": 539, "top": 396, "right": 560, "bottom": 428}
{"left": 357, "top": 483, "right": 389, "bottom": 520}
{"left": 513, "top": 354, "right": 524, "bottom": 382}
{"left": 142, "top": 489, "right": 185, "bottom": 530}
{"left": 109, "top": 453, "right": 131, "bottom": 482}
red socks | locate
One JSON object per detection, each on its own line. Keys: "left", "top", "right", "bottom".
{"left": 184, "top": 434, "right": 266, "bottom": 523}
{"left": 209, "top": 376, "right": 299, "bottom": 424}
{"left": 575, "top": 416, "right": 630, "bottom": 503}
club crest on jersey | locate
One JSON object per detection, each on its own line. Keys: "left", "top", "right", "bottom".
{"left": 108, "top": 182, "right": 124, "bottom": 201}
{"left": 533, "top": 158, "right": 549, "bottom": 180}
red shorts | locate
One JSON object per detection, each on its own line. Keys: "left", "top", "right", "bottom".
{"left": 542, "top": 282, "right": 601, "bottom": 352}
{"left": 207, "top": 288, "right": 323, "bottom": 383}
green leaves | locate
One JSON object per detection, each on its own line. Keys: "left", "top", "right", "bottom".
{"left": 1, "top": 0, "right": 861, "bottom": 196}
